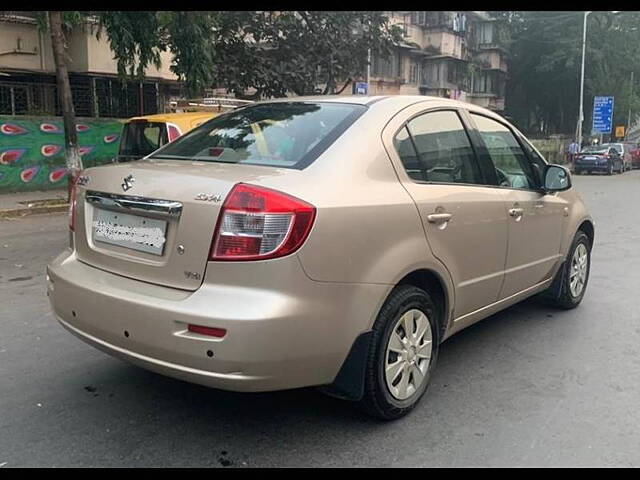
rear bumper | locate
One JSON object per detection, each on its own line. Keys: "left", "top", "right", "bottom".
{"left": 574, "top": 163, "right": 610, "bottom": 171}
{"left": 47, "top": 249, "right": 388, "bottom": 392}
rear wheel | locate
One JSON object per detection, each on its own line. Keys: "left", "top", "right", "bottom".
{"left": 359, "top": 285, "right": 440, "bottom": 420}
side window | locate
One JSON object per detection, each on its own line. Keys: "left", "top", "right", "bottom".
{"left": 394, "top": 110, "right": 482, "bottom": 184}
{"left": 471, "top": 113, "right": 537, "bottom": 190}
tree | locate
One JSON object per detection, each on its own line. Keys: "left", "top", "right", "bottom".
{"left": 498, "top": 11, "right": 640, "bottom": 138}
{"left": 213, "top": 11, "right": 404, "bottom": 99}
{"left": 94, "top": 11, "right": 403, "bottom": 100}
{"left": 38, "top": 12, "right": 85, "bottom": 198}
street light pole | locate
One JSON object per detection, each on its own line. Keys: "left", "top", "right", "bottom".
{"left": 366, "top": 48, "right": 371, "bottom": 94}
{"left": 577, "top": 11, "right": 590, "bottom": 149}
{"left": 627, "top": 70, "right": 634, "bottom": 138}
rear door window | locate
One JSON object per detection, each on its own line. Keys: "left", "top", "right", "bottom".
{"left": 119, "top": 121, "right": 169, "bottom": 160}
{"left": 394, "top": 110, "right": 483, "bottom": 184}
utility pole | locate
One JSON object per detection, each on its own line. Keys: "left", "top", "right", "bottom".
{"left": 366, "top": 48, "right": 371, "bottom": 95}
{"left": 627, "top": 70, "right": 634, "bottom": 138}
{"left": 577, "top": 11, "right": 590, "bottom": 149}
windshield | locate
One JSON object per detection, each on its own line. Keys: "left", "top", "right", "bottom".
{"left": 148, "top": 102, "right": 366, "bottom": 169}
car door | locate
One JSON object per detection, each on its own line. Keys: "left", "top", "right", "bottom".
{"left": 387, "top": 108, "right": 509, "bottom": 318}
{"left": 469, "top": 112, "right": 567, "bottom": 298}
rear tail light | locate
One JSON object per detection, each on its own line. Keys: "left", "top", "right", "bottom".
{"left": 210, "top": 183, "right": 316, "bottom": 261}
{"left": 167, "top": 124, "right": 181, "bottom": 142}
{"left": 68, "top": 172, "right": 81, "bottom": 231}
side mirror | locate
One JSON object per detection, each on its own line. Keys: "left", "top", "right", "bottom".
{"left": 544, "top": 164, "right": 571, "bottom": 192}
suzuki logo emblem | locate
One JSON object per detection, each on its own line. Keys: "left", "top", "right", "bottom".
{"left": 121, "top": 174, "right": 135, "bottom": 192}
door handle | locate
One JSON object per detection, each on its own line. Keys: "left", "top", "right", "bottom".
{"left": 508, "top": 207, "right": 524, "bottom": 218}
{"left": 427, "top": 213, "right": 453, "bottom": 223}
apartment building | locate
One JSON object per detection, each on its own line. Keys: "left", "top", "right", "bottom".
{"left": 366, "top": 11, "right": 508, "bottom": 113}
{"left": 0, "top": 12, "right": 180, "bottom": 118}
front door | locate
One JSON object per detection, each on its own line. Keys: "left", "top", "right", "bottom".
{"left": 469, "top": 113, "right": 567, "bottom": 298}
{"left": 388, "top": 108, "right": 509, "bottom": 318}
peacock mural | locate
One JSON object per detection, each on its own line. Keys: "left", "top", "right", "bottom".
{"left": 0, "top": 116, "right": 123, "bottom": 193}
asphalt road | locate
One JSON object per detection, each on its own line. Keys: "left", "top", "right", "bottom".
{"left": 1, "top": 171, "right": 640, "bottom": 467}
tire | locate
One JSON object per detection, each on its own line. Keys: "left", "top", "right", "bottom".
{"left": 359, "top": 285, "right": 440, "bottom": 420}
{"left": 543, "top": 231, "right": 591, "bottom": 309}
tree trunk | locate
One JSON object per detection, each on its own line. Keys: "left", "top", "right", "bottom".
{"left": 336, "top": 78, "right": 352, "bottom": 95}
{"left": 49, "top": 11, "right": 82, "bottom": 201}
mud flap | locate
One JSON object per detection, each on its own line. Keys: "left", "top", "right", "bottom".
{"left": 319, "top": 330, "right": 373, "bottom": 401}
{"left": 543, "top": 259, "right": 566, "bottom": 300}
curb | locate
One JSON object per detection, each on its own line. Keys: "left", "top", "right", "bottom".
{"left": 0, "top": 203, "right": 69, "bottom": 219}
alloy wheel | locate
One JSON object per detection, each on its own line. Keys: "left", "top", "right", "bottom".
{"left": 569, "top": 243, "right": 589, "bottom": 297}
{"left": 384, "top": 309, "right": 433, "bottom": 400}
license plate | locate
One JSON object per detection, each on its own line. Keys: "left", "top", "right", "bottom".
{"left": 583, "top": 156, "right": 596, "bottom": 160}
{"left": 92, "top": 209, "right": 167, "bottom": 256}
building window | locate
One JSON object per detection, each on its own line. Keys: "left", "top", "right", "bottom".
{"left": 473, "top": 71, "right": 495, "bottom": 94}
{"left": 478, "top": 23, "right": 494, "bottom": 44}
{"left": 372, "top": 52, "right": 400, "bottom": 79}
{"left": 409, "top": 61, "right": 420, "bottom": 84}
{"left": 422, "top": 61, "right": 443, "bottom": 85}
{"left": 411, "top": 11, "right": 427, "bottom": 26}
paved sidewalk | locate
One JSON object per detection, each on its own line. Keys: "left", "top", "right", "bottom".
{"left": 0, "top": 189, "right": 68, "bottom": 219}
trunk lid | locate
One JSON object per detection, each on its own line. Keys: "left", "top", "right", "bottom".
{"left": 73, "top": 159, "right": 297, "bottom": 290}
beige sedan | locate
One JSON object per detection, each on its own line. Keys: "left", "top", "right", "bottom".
{"left": 47, "top": 96, "right": 593, "bottom": 419}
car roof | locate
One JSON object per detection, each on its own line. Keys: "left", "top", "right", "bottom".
{"left": 254, "top": 95, "right": 500, "bottom": 117}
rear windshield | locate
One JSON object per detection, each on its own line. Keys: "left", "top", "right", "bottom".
{"left": 581, "top": 146, "right": 607, "bottom": 154}
{"left": 148, "top": 102, "right": 366, "bottom": 169}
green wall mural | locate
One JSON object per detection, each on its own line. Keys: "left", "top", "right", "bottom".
{"left": 0, "top": 115, "right": 123, "bottom": 193}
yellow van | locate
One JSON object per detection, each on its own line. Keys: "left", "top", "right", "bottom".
{"left": 117, "top": 112, "right": 218, "bottom": 162}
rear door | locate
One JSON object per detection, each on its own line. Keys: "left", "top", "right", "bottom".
{"left": 387, "top": 107, "right": 509, "bottom": 318}
{"left": 468, "top": 112, "right": 567, "bottom": 298}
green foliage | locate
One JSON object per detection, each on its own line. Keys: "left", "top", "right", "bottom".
{"left": 213, "top": 11, "right": 403, "bottom": 98}
{"left": 96, "top": 12, "right": 164, "bottom": 80}
{"left": 160, "top": 12, "right": 218, "bottom": 97}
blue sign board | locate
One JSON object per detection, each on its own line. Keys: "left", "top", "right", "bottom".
{"left": 354, "top": 82, "right": 368, "bottom": 95}
{"left": 592, "top": 96, "right": 614, "bottom": 134}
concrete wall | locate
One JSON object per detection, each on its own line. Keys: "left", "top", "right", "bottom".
{"left": 530, "top": 136, "right": 572, "bottom": 165}
{"left": 0, "top": 21, "right": 54, "bottom": 73}
{"left": 0, "top": 115, "right": 123, "bottom": 193}
{"left": 0, "top": 18, "right": 178, "bottom": 81}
